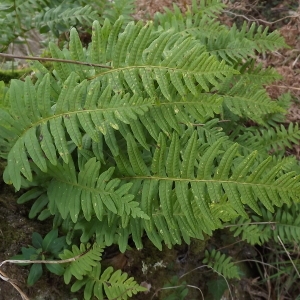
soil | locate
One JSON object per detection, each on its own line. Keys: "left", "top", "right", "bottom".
{"left": 1, "top": 1, "right": 300, "bottom": 299}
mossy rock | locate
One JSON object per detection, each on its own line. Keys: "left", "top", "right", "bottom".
{"left": 0, "top": 68, "right": 33, "bottom": 83}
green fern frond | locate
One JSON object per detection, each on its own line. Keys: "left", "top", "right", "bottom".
{"left": 102, "top": 132, "right": 300, "bottom": 248}
{"left": 1, "top": 73, "right": 154, "bottom": 189}
{"left": 220, "top": 79, "right": 284, "bottom": 122}
{"left": 103, "top": 0, "right": 135, "bottom": 26}
{"left": 228, "top": 217, "right": 270, "bottom": 245}
{"left": 235, "top": 59, "right": 282, "bottom": 85}
{"left": 253, "top": 206, "right": 300, "bottom": 243}
{"left": 59, "top": 243, "right": 104, "bottom": 284}
{"left": 241, "top": 22, "right": 288, "bottom": 53}
{"left": 46, "top": 156, "right": 148, "bottom": 223}
{"left": 230, "top": 205, "right": 300, "bottom": 245}
{"left": 235, "top": 123, "right": 300, "bottom": 154}
{"left": 154, "top": 0, "right": 225, "bottom": 31}
{"left": 204, "top": 22, "right": 287, "bottom": 64}
{"left": 205, "top": 25, "right": 254, "bottom": 64}
{"left": 71, "top": 264, "right": 146, "bottom": 300}
{"left": 203, "top": 249, "right": 240, "bottom": 279}
{"left": 36, "top": 5, "right": 98, "bottom": 37}
{"left": 87, "top": 19, "right": 238, "bottom": 98}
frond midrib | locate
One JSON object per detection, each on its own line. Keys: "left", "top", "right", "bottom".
{"left": 6, "top": 95, "right": 222, "bottom": 146}
{"left": 51, "top": 176, "right": 120, "bottom": 199}
{"left": 89, "top": 63, "right": 235, "bottom": 80}
{"left": 120, "top": 175, "right": 299, "bottom": 192}
{"left": 7, "top": 102, "right": 152, "bottom": 142}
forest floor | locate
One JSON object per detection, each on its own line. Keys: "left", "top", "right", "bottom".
{"left": 1, "top": 1, "right": 300, "bottom": 300}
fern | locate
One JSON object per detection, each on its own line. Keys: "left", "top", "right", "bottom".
{"left": 230, "top": 204, "right": 300, "bottom": 245}
{"left": 37, "top": 4, "right": 98, "bottom": 36}
{"left": 1, "top": 1, "right": 300, "bottom": 298}
{"left": 0, "top": 0, "right": 99, "bottom": 50}
{"left": 203, "top": 249, "right": 240, "bottom": 279}
{"left": 71, "top": 264, "right": 146, "bottom": 300}
{"left": 59, "top": 243, "right": 103, "bottom": 284}
{"left": 235, "top": 123, "right": 300, "bottom": 154}
{"left": 103, "top": 0, "right": 135, "bottom": 26}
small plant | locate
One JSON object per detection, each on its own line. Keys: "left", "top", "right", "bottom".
{"left": 161, "top": 276, "right": 189, "bottom": 300}
{"left": 11, "top": 229, "right": 66, "bottom": 286}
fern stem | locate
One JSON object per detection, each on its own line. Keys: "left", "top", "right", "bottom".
{"left": 224, "top": 221, "right": 277, "bottom": 228}
{"left": 0, "top": 53, "right": 112, "bottom": 69}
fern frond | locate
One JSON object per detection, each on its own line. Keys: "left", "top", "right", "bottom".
{"left": 205, "top": 22, "right": 287, "bottom": 64}
{"left": 86, "top": 20, "right": 239, "bottom": 98}
{"left": 103, "top": 0, "right": 135, "bottom": 26}
{"left": 46, "top": 156, "right": 148, "bottom": 223}
{"left": 220, "top": 79, "right": 284, "bottom": 122}
{"left": 105, "top": 132, "right": 300, "bottom": 248}
{"left": 230, "top": 204, "right": 300, "bottom": 245}
{"left": 265, "top": 208, "right": 300, "bottom": 243}
{"left": 59, "top": 243, "right": 104, "bottom": 284}
{"left": 71, "top": 264, "right": 146, "bottom": 300}
{"left": 241, "top": 22, "right": 287, "bottom": 53}
{"left": 205, "top": 25, "right": 254, "bottom": 64}
{"left": 228, "top": 217, "right": 270, "bottom": 245}
{"left": 235, "top": 59, "right": 282, "bottom": 86}
{"left": 203, "top": 249, "right": 240, "bottom": 279}
{"left": 154, "top": 0, "right": 225, "bottom": 31}
{"left": 235, "top": 123, "right": 300, "bottom": 154}
{"left": 1, "top": 73, "right": 155, "bottom": 189}
{"left": 36, "top": 4, "right": 98, "bottom": 37}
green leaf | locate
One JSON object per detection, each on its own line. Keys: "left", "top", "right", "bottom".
{"left": 42, "top": 229, "right": 58, "bottom": 251}
{"left": 46, "top": 263, "right": 65, "bottom": 276}
{"left": 27, "top": 263, "right": 43, "bottom": 286}
{"left": 32, "top": 232, "right": 43, "bottom": 249}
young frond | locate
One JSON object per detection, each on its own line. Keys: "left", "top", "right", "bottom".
{"left": 203, "top": 249, "right": 240, "bottom": 279}
{"left": 71, "top": 264, "right": 147, "bottom": 300}
{"left": 59, "top": 243, "right": 104, "bottom": 284}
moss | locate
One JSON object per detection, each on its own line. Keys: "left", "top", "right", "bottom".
{"left": 0, "top": 68, "right": 32, "bottom": 83}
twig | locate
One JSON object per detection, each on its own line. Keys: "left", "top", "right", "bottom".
{"left": 0, "top": 254, "right": 83, "bottom": 268}
{"left": 235, "top": 259, "right": 279, "bottom": 272}
{"left": 269, "top": 85, "right": 300, "bottom": 91}
{"left": 179, "top": 265, "right": 233, "bottom": 300}
{"left": 151, "top": 284, "right": 204, "bottom": 300}
{"left": 223, "top": 10, "right": 300, "bottom": 25}
{"left": 0, "top": 269, "right": 29, "bottom": 300}
{"left": 0, "top": 53, "right": 112, "bottom": 69}
{"left": 277, "top": 235, "right": 300, "bottom": 278}
{"left": 0, "top": 245, "right": 92, "bottom": 300}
